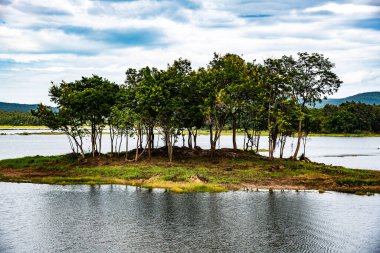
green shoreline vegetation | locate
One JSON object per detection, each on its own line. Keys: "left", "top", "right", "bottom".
{"left": 1, "top": 126, "right": 380, "bottom": 138}
{"left": 0, "top": 149, "right": 379, "bottom": 195}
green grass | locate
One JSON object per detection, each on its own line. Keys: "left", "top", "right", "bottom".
{"left": 0, "top": 154, "right": 78, "bottom": 169}
{"left": 0, "top": 151, "right": 380, "bottom": 194}
{"left": 0, "top": 125, "right": 48, "bottom": 129}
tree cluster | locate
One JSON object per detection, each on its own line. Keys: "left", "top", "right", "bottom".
{"left": 0, "top": 110, "right": 41, "bottom": 125}
{"left": 32, "top": 52, "right": 342, "bottom": 161}
{"left": 310, "top": 102, "right": 380, "bottom": 134}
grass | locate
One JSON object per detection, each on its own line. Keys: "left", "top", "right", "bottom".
{"left": 0, "top": 148, "right": 380, "bottom": 194}
{"left": 0, "top": 125, "right": 48, "bottom": 129}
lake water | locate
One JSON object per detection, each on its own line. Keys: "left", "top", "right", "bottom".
{"left": 0, "top": 183, "right": 379, "bottom": 253}
{"left": 1, "top": 130, "right": 379, "bottom": 170}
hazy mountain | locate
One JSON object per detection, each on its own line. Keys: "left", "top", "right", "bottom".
{"left": 0, "top": 102, "right": 39, "bottom": 112}
{"left": 314, "top": 92, "right": 380, "bottom": 108}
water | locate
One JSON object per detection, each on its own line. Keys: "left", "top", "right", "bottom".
{"left": 1, "top": 131, "right": 379, "bottom": 170}
{"left": 0, "top": 182, "right": 379, "bottom": 253}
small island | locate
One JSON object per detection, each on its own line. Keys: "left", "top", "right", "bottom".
{"left": 1, "top": 148, "right": 379, "bottom": 195}
{"left": 1, "top": 53, "right": 379, "bottom": 195}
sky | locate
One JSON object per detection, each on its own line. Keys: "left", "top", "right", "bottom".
{"left": 0, "top": 0, "right": 379, "bottom": 104}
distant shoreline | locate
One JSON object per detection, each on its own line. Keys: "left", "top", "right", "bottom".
{"left": 1, "top": 126, "right": 380, "bottom": 137}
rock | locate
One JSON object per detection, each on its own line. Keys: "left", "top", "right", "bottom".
{"left": 268, "top": 165, "right": 280, "bottom": 172}
{"left": 189, "top": 174, "right": 208, "bottom": 183}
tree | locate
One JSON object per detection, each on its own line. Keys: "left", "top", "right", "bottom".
{"left": 176, "top": 70, "right": 204, "bottom": 149}
{"left": 35, "top": 76, "right": 120, "bottom": 158}
{"left": 301, "top": 109, "right": 321, "bottom": 158}
{"left": 287, "top": 52, "right": 342, "bottom": 159}
{"left": 209, "top": 53, "right": 248, "bottom": 150}
{"left": 125, "top": 67, "right": 159, "bottom": 161}
{"left": 156, "top": 58, "right": 192, "bottom": 162}
{"left": 200, "top": 53, "right": 247, "bottom": 154}
{"left": 262, "top": 59, "right": 292, "bottom": 159}
{"left": 32, "top": 103, "right": 87, "bottom": 158}
{"left": 239, "top": 61, "right": 267, "bottom": 152}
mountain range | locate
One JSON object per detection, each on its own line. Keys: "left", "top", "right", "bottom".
{"left": 314, "top": 91, "right": 380, "bottom": 108}
{"left": 0, "top": 91, "right": 379, "bottom": 112}
{"left": 0, "top": 102, "right": 39, "bottom": 112}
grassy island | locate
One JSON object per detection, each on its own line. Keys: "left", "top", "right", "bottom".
{"left": 0, "top": 148, "right": 379, "bottom": 195}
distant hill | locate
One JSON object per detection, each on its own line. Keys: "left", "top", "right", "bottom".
{"left": 0, "top": 102, "right": 39, "bottom": 112}
{"left": 314, "top": 92, "right": 380, "bottom": 108}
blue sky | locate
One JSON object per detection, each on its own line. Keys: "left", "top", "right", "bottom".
{"left": 0, "top": 0, "right": 379, "bottom": 104}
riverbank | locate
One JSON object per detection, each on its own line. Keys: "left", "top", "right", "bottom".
{"left": 0, "top": 148, "right": 379, "bottom": 194}
{"left": 1, "top": 125, "right": 380, "bottom": 137}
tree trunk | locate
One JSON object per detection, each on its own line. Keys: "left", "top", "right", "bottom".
{"left": 243, "top": 132, "right": 246, "bottom": 151}
{"left": 292, "top": 119, "right": 302, "bottom": 160}
{"left": 164, "top": 132, "right": 169, "bottom": 147}
{"left": 98, "top": 129, "right": 102, "bottom": 156}
{"left": 139, "top": 128, "right": 143, "bottom": 150}
{"left": 109, "top": 122, "right": 114, "bottom": 155}
{"left": 255, "top": 133, "right": 261, "bottom": 153}
{"left": 209, "top": 125, "right": 215, "bottom": 155}
{"left": 135, "top": 127, "right": 140, "bottom": 162}
{"left": 193, "top": 129, "right": 197, "bottom": 148}
{"left": 268, "top": 136, "right": 273, "bottom": 159}
{"left": 187, "top": 128, "right": 192, "bottom": 149}
{"left": 302, "top": 135, "right": 308, "bottom": 158}
{"left": 150, "top": 127, "right": 154, "bottom": 150}
{"left": 118, "top": 130, "right": 122, "bottom": 156}
{"left": 181, "top": 130, "right": 185, "bottom": 147}
{"left": 169, "top": 137, "right": 173, "bottom": 163}
{"left": 91, "top": 123, "right": 96, "bottom": 157}
{"left": 125, "top": 130, "right": 129, "bottom": 161}
{"left": 279, "top": 135, "right": 286, "bottom": 159}
{"left": 232, "top": 114, "right": 237, "bottom": 150}
{"left": 147, "top": 128, "right": 151, "bottom": 161}
{"left": 166, "top": 129, "right": 173, "bottom": 163}
{"left": 69, "top": 134, "right": 85, "bottom": 159}
{"left": 67, "top": 135, "right": 75, "bottom": 154}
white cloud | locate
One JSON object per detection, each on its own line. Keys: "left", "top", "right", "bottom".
{"left": 0, "top": 0, "right": 379, "bottom": 103}
{"left": 304, "top": 2, "right": 380, "bottom": 15}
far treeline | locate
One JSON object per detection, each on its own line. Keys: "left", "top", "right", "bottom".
{"left": 30, "top": 52, "right": 377, "bottom": 162}
{"left": 0, "top": 110, "right": 41, "bottom": 125}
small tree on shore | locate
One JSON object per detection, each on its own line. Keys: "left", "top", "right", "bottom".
{"left": 286, "top": 53, "right": 342, "bottom": 160}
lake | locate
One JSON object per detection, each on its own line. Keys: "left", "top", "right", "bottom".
{"left": 0, "top": 182, "right": 379, "bottom": 253}
{"left": 1, "top": 130, "right": 379, "bottom": 170}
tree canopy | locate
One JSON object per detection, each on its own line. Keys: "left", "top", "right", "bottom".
{"left": 30, "top": 52, "right": 369, "bottom": 162}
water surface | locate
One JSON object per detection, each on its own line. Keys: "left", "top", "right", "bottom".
{"left": 0, "top": 183, "right": 379, "bottom": 253}
{"left": 0, "top": 131, "right": 379, "bottom": 170}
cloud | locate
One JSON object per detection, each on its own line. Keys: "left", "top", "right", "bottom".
{"left": 304, "top": 2, "right": 380, "bottom": 15}
{"left": 0, "top": 0, "right": 379, "bottom": 103}
{"left": 355, "top": 18, "right": 380, "bottom": 30}
{"left": 14, "top": 3, "right": 71, "bottom": 16}
{"left": 60, "top": 26, "right": 165, "bottom": 47}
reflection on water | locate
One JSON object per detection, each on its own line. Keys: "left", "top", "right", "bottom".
{"left": 0, "top": 132, "right": 379, "bottom": 170}
{"left": 0, "top": 183, "right": 379, "bottom": 253}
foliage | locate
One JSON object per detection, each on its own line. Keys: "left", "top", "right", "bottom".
{"left": 315, "top": 102, "right": 380, "bottom": 133}
{"left": 30, "top": 52, "right": 373, "bottom": 162}
{"left": 0, "top": 110, "right": 41, "bottom": 125}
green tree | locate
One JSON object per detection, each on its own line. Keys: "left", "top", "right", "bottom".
{"left": 262, "top": 59, "right": 292, "bottom": 159}
{"left": 125, "top": 67, "right": 159, "bottom": 161}
{"left": 156, "top": 58, "right": 192, "bottom": 162}
{"left": 32, "top": 103, "right": 87, "bottom": 158}
{"left": 287, "top": 52, "right": 342, "bottom": 159}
